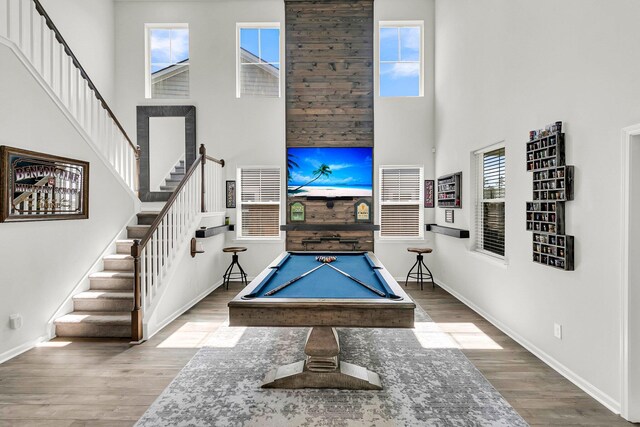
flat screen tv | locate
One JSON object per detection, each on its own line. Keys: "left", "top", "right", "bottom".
{"left": 287, "top": 147, "right": 373, "bottom": 198}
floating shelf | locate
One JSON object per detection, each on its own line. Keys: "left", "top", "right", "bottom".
{"left": 195, "top": 224, "right": 234, "bottom": 238}
{"left": 280, "top": 224, "right": 380, "bottom": 232}
{"left": 426, "top": 224, "right": 470, "bottom": 238}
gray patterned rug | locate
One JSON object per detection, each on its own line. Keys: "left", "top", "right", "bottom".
{"left": 136, "top": 307, "right": 528, "bottom": 426}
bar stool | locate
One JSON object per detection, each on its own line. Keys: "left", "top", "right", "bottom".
{"left": 222, "top": 247, "right": 248, "bottom": 290}
{"left": 405, "top": 247, "right": 435, "bottom": 290}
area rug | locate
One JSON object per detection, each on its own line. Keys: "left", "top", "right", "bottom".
{"left": 136, "top": 307, "right": 528, "bottom": 426}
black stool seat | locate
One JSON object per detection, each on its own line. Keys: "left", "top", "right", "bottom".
{"left": 405, "top": 247, "right": 435, "bottom": 290}
{"left": 222, "top": 247, "right": 248, "bottom": 289}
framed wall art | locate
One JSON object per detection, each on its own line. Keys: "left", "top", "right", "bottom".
{"left": 226, "top": 180, "right": 236, "bottom": 208}
{"left": 0, "top": 146, "right": 89, "bottom": 222}
{"left": 424, "top": 179, "right": 434, "bottom": 208}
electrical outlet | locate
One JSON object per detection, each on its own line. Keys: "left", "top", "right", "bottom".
{"left": 9, "top": 314, "right": 22, "bottom": 330}
{"left": 554, "top": 323, "right": 562, "bottom": 340}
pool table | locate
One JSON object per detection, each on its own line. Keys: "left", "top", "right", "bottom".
{"left": 228, "top": 252, "right": 415, "bottom": 390}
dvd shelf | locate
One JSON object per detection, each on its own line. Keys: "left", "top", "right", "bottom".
{"left": 526, "top": 121, "right": 575, "bottom": 271}
{"left": 437, "top": 172, "right": 462, "bottom": 208}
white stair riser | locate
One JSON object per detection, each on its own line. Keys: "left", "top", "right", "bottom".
{"left": 73, "top": 298, "right": 133, "bottom": 312}
{"left": 104, "top": 258, "right": 134, "bottom": 271}
{"left": 90, "top": 277, "right": 133, "bottom": 290}
{"left": 127, "top": 226, "right": 150, "bottom": 238}
{"left": 116, "top": 241, "right": 134, "bottom": 254}
{"left": 55, "top": 323, "right": 130, "bottom": 338}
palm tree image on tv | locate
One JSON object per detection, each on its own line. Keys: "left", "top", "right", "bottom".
{"left": 291, "top": 164, "right": 332, "bottom": 192}
{"left": 287, "top": 147, "right": 373, "bottom": 198}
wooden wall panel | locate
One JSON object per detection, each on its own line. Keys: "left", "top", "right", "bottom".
{"left": 285, "top": 0, "right": 374, "bottom": 147}
{"left": 285, "top": 0, "right": 374, "bottom": 251}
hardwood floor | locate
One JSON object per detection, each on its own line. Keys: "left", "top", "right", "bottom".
{"left": 0, "top": 282, "right": 632, "bottom": 426}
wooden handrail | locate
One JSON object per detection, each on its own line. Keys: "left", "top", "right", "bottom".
{"left": 31, "top": 0, "right": 138, "bottom": 154}
{"left": 205, "top": 155, "right": 225, "bottom": 167}
{"left": 130, "top": 144, "right": 224, "bottom": 341}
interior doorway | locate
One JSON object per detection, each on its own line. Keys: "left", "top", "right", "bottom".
{"left": 621, "top": 124, "right": 640, "bottom": 422}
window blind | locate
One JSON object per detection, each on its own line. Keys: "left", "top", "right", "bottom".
{"left": 238, "top": 167, "right": 281, "bottom": 238}
{"left": 379, "top": 167, "right": 423, "bottom": 238}
{"left": 475, "top": 147, "right": 505, "bottom": 257}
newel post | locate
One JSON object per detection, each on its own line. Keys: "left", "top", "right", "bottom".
{"left": 131, "top": 239, "right": 143, "bottom": 341}
{"left": 200, "top": 144, "right": 206, "bottom": 213}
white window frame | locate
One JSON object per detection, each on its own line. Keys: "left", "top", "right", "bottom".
{"left": 378, "top": 165, "right": 424, "bottom": 240}
{"left": 474, "top": 142, "right": 506, "bottom": 260}
{"left": 236, "top": 166, "right": 282, "bottom": 240}
{"left": 144, "top": 23, "right": 190, "bottom": 99}
{"left": 236, "top": 22, "right": 282, "bottom": 98}
{"left": 378, "top": 20, "right": 424, "bottom": 98}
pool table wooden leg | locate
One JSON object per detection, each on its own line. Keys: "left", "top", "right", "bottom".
{"left": 261, "top": 326, "right": 383, "bottom": 390}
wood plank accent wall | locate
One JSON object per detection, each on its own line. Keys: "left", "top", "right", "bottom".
{"left": 285, "top": 0, "right": 375, "bottom": 251}
{"left": 285, "top": 0, "right": 374, "bottom": 147}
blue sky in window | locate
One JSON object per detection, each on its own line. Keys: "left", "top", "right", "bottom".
{"left": 240, "top": 28, "right": 280, "bottom": 68}
{"left": 150, "top": 28, "right": 189, "bottom": 73}
{"left": 380, "top": 26, "right": 420, "bottom": 97}
{"left": 287, "top": 147, "right": 372, "bottom": 188}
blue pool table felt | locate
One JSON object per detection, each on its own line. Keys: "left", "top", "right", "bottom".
{"left": 246, "top": 253, "right": 398, "bottom": 299}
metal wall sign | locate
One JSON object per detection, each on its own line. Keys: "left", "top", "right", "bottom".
{"left": 0, "top": 146, "right": 89, "bottom": 222}
{"left": 354, "top": 199, "right": 371, "bottom": 223}
{"left": 290, "top": 201, "right": 305, "bottom": 222}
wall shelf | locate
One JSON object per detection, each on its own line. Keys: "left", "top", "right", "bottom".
{"left": 533, "top": 233, "right": 574, "bottom": 270}
{"left": 437, "top": 172, "right": 462, "bottom": 208}
{"left": 280, "top": 224, "right": 380, "bottom": 232}
{"left": 195, "top": 224, "right": 234, "bottom": 238}
{"left": 525, "top": 122, "right": 574, "bottom": 271}
{"left": 426, "top": 224, "right": 470, "bottom": 238}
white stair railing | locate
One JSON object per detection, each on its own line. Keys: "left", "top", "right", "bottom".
{"left": 0, "top": 0, "right": 139, "bottom": 192}
{"left": 131, "top": 146, "right": 224, "bottom": 341}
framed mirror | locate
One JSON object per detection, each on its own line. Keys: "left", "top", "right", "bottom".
{"left": 137, "top": 105, "right": 196, "bottom": 202}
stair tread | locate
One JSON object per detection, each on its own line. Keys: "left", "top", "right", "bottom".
{"left": 128, "top": 224, "right": 150, "bottom": 228}
{"left": 137, "top": 211, "right": 161, "bottom": 216}
{"left": 74, "top": 290, "right": 133, "bottom": 300}
{"left": 54, "top": 312, "right": 130, "bottom": 325}
{"left": 103, "top": 254, "right": 133, "bottom": 260}
{"left": 90, "top": 271, "right": 134, "bottom": 279}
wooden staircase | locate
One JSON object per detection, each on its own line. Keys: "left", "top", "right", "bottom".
{"left": 54, "top": 212, "right": 159, "bottom": 338}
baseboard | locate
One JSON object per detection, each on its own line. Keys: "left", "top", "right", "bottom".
{"left": 0, "top": 335, "right": 48, "bottom": 365}
{"left": 146, "top": 279, "right": 225, "bottom": 340}
{"left": 434, "top": 277, "right": 621, "bottom": 415}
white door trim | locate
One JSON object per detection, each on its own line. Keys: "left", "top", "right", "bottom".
{"left": 621, "top": 124, "right": 640, "bottom": 422}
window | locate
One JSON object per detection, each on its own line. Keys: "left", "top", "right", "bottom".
{"left": 237, "top": 24, "right": 280, "bottom": 97}
{"left": 379, "top": 166, "right": 424, "bottom": 238}
{"left": 237, "top": 167, "right": 281, "bottom": 238}
{"left": 475, "top": 145, "right": 506, "bottom": 257}
{"left": 145, "top": 24, "right": 189, "bottom": 99}
{"left": 379, "top": 21, "right": 423, "bottom": 97}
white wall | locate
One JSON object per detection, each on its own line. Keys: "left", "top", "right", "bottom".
{"left": 40, "top": 0, "right": 116, "bottom": 106}
{"left": 434, "top": 0, "right": 640, "bottom": 411}
{"left": 149, "top": 116, "right": 185, "bottom": 191}
{"left": 374, "top": 0, "right": 435, "bottom": 276}
{"left": 114, "top": 0, "right": 436, "bottom": 278}
{"left": 0, "top": 45, "right": 136, "bottom": 360}
{"left": 114, "top": 0, "right": 286, "bottom": 276}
